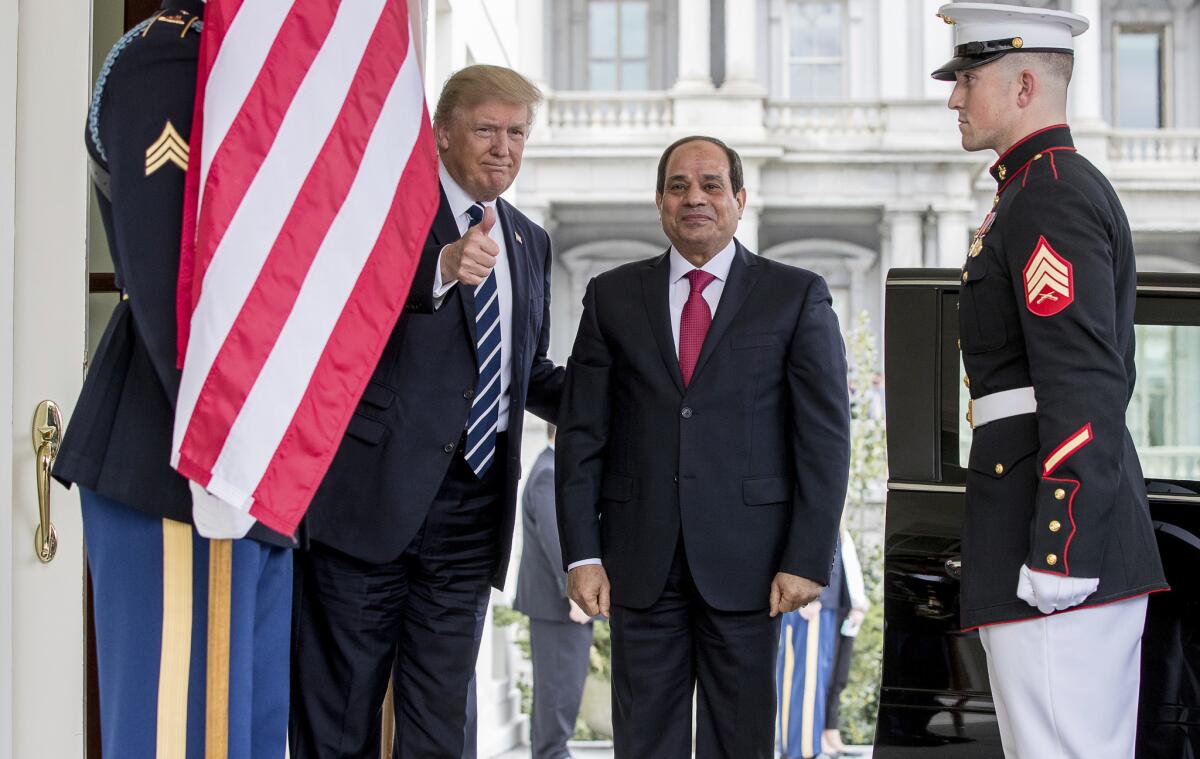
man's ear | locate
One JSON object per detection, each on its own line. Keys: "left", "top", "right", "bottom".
{"left": 1016, "top": 68, "right": 1038, "bottom": 109}
{"left": 655, "top": 192, "right": 664, "bottom": 213}
{"left": 735, "top": 187, "right": 747, "bottom": 214}
{"left": 434, "top": 120, "right": 450, "bottom": 152}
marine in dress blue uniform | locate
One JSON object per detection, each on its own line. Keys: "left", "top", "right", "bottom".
{"left": 52, "top": 2, "right": 294, "bottom": 755}
{"left": 933, "top": 4, "right": 1168, "bottom": 757}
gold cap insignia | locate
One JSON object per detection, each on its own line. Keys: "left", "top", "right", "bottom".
{"left": 937, "top": 13, "right": 956, "bottom": 25}
{"left": 1012, "top": 37, "right": 1024, "bottom": 49}
{"left": 145, "top": 121, "right": 188, "bottom": 175}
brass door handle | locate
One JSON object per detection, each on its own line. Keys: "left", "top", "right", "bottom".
{"left": 32, "top": 400, "right": 62, "bottom": 563}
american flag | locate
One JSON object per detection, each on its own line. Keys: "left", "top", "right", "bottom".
{"left": 172, "top": 0, "right": 439, "bottom": 536}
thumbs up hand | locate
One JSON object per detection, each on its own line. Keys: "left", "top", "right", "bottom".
{"left": 440, "top": 205, "right": 500, "bottom": 287}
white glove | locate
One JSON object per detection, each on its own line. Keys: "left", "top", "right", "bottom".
{"left": 190, "top": 481, "right": 255, "bottom": 539}
{"left": 1016, "top": 564, "right": 1098, "bottom": 615}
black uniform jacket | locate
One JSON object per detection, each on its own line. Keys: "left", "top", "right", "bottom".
{"left": 53, "top": 0, "right": 290, "bottom": 546}
{"left": 556, "top": 242, "right": 851, "bottom": 612}
{"left": 302, "top": 188, "right": 563, "bottom": 589}
{"left": 958, "top": 124, "right": 1168, "bottom": 629}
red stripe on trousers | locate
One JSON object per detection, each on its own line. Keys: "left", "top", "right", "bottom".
{"left": 249, "top": 118, "right": 439, "bottom": 534}
{"left": 177, "top": 0, "right": 412, "bottom": 476}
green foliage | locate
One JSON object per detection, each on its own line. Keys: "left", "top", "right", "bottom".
{"left": 839, "top": 542, "right": 884, "bottom": 746}
{"left": 837, "top": 311, "right": 887, "bottom": 746}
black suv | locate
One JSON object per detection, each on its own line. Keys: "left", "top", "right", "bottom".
{"left": 876, "top": 269, "right": 1200, "bottom": 757}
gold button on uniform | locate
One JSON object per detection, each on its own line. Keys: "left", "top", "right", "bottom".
{"left": 1054, "top": 488, "right": 1066, "bottom": 500}
{"left": 1034, "top": 152, "right": 1043, "bottom": 161}
{"left": 1049, "top": 520, "right": 1062, "bottom": 533}
{"left": 1046, "top": 553, "right": 1058, "bottom": 566}
{"left": 994, "top": 463, "right": 1004, "bottom": 475}
{"left": 962, "top": 271, "right": 969, "bottom": 283}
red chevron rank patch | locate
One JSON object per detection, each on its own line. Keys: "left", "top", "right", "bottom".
{"left": 1023, "top": 235, "right": 1073, "bottom": 317}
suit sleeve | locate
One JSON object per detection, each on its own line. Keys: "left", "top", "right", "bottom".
{"left": 555, "top": 278, "right": 611, "bottom": 568}
{"left": 1004, "top": 178, "right": 1128, "bottom": 579}
{"left": 781, "top": 275, "right": 851, "bottom": 584}
{"left": 526, "top": 463, "right": 569, "bottom": 598}
{"left": 401, "top": 239, "right": 447, "bottom": 315}
{"left": 524, "top": 227, "right": 566, "bottom": 423}
{"left": 100, "top": 42, "right": 197, "bottom": 404}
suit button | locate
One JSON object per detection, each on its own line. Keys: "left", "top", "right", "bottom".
{"left": 680, "top": 407, "right": 693, "bottom": 419}
{"left": 673, "top": 475, "right": 678, "bottom": 483}
{"left": 443, "top": 442, "right": 455, "bottom": 454}
{"left": 1045, "top": 553, "right": 1058, "bottom": 566}
{"left": 1048, "top": 520, "right": 1062, "bottom": 533}
{"left": 1054, "top": 488, "right": 1066, "bottom": 500}
{"left": 993, "top": 463, "right": 1004, "bottom": 475}
{"left": 463, "top": 389, "right": 474, "bottom": 400}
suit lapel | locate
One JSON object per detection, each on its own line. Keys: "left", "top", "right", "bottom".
{"left": 498, "top": 198, "right": 529, "bottom": 392}
{"left": 690, "top": 242, "right": 760, "bottom": 385}
{"left": 641, "top": 251, "right": 685, "bottom": 395}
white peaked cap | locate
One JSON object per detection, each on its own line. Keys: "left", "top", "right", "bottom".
{"left": 931, "top": 2, "right": 1090, "bottom": 81}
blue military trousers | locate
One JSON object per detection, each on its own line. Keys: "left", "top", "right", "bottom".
{"left": 776, "top": 607, "right": 839, "bottom": 759}
{"left": 82, "top": 488, "right": 292, "bottom": 758}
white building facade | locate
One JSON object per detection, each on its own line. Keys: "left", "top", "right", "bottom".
{"left": 418, "top": 1, "right": 1200, "bottom": 754}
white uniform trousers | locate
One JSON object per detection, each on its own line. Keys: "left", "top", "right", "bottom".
{"left": 978, "top": 594, "right": 1148, "bottom": 759}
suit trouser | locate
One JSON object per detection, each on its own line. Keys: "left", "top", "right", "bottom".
{"left": 529, "top": 618, "right": 594, "bottom": 759}
{"left": 610, "top": 539, "right": 780, "bottom": 759}
{"left": 290, "top": 449, "right": 502, "bottom": 759}
{"left": 82, "top": 488, "right": 292, "bottom": 759}
{"left": 978, "top": 595, "right": 1148, "bottom": 759}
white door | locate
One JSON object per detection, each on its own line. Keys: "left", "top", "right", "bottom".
{"left": 1, "top": 0, "right": 92, "bottom": 756}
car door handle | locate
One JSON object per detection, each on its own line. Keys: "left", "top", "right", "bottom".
{"left": 32, "top": 400, "right": 62, "bottom": 563}
{"left": 944, "top": 557, "right": 962, "bottom": 579}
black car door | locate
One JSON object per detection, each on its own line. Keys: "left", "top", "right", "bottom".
{"left": 876, "top": 268, "right": 1200, "bottom": 758}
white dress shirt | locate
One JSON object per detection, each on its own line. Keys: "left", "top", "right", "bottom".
{"left": 567, "top": 239, "right": 737, "bottom": 571}
{"left": 432, "top": 160, "right": 513, "bottom": 432}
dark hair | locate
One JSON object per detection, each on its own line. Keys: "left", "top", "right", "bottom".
{"left": 656, "top": 135, "right": 744, "bottom": 195}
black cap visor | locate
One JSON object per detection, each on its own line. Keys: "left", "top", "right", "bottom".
{"left": 931, "top": 52, "right": 1008, "bottom": 81}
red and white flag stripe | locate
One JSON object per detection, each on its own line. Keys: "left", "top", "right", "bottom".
{"left": 173, "top": 0, "right": 438, "bottom": 536}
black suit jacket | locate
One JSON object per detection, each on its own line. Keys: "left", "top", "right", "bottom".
{"left": 556, "top": 242, "right": 851, "bottom": 612}
{"left": 303, "top": 187, "right": 563, "bottom": 587}
{"left": 53, "top": 0, "right": 289, "bottom": 546}
{"left": 513, "top": 447, "right": 571, "bottom": 622}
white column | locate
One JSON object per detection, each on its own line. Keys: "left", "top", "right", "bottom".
{"left": 674, "top": 0, "right": 714, "bottom": 92}
{"left": 935, "top": 209, "right": 972, "bottom": 267}
{"left": 878, "top": 0, "right": 910, "bottom": 99}
{"left": 881, "top": 210, "right": 923, "bottom": 270}
{"left": 723, "top": 0, "right": 761, "bottom": 93}
{"left": 516, "top": 0, "right": 546, "bottom": 87}
{"left": 1070, "top": 0, "right": 1105, "bottom": 128}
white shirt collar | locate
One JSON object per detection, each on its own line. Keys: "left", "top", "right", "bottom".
{"left": 439, "top": 159, "right": 495, "bottom": 222}
{"left": 669, "top": 239, "right": 738, "bottom": 286}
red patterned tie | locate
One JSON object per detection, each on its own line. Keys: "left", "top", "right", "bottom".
{"left": 679, "top": 270, "right": 716, "bottom": 387}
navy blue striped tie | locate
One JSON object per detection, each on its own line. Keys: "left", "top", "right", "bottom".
{"left": 464, "top": 202, "right": 500, "bottom": 477}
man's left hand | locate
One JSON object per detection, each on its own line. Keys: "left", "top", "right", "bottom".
{"left": 770, "top": 572, "right": 823, "bottom": 617}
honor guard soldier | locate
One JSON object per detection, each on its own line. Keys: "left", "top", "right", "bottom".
{"left": 932, "top": 4, "right": 1167, "bottom": 757}
{"left": 53, "top": 2, "right": 295, "bottom": 755}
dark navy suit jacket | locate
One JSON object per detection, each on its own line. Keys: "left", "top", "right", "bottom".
{"left": 304, "top": 187, "right": 563, "bottom": 587}
{"left": 556, "top": 242, "right": 851, "bottom": 611}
